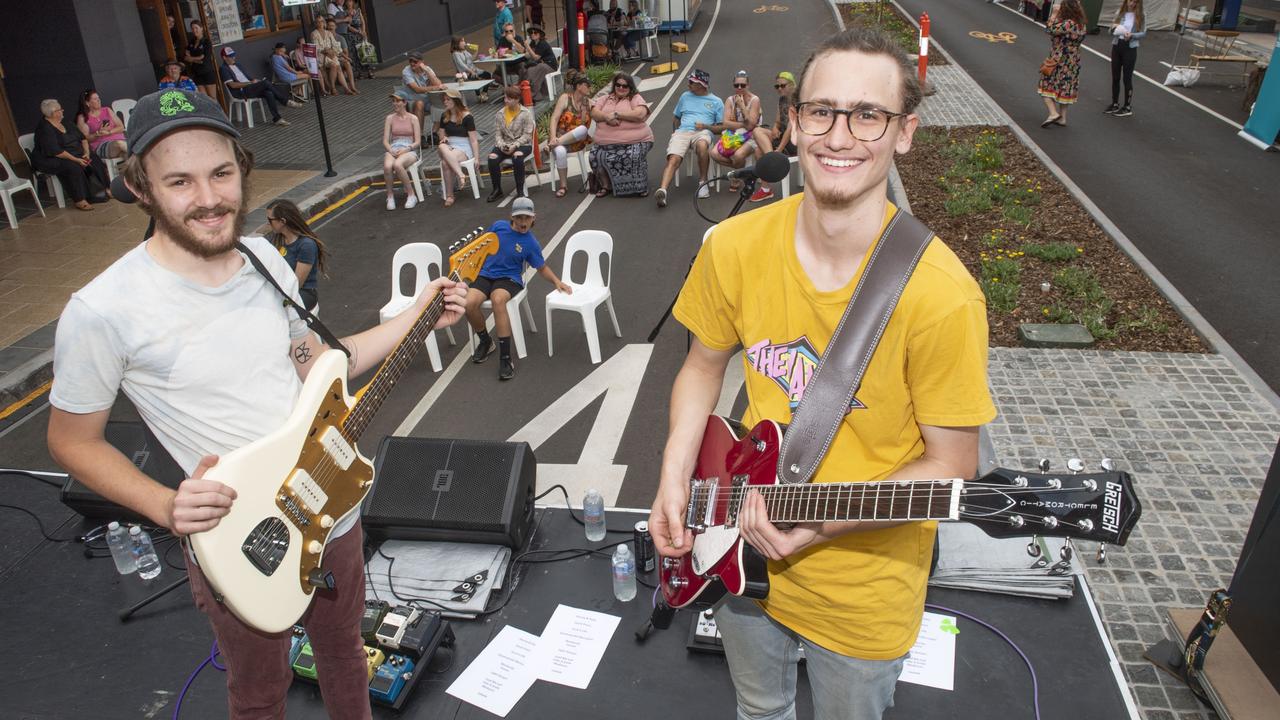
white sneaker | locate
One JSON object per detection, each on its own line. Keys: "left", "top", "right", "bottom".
{"left": 655, "top": 187, "right": 667, "bottom": 207}
{"left": 697, "top": 185, "right": 711, "bottom": 199}
{"left": 404, "top": 194, "right": 418, "bottom": 209}
{"left": 386, "top": 195, "right": 396, "bottom": 211}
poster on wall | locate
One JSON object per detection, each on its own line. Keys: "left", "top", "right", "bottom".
{"left": 203, "top": 0, "right": 244, "bottom": 45}
{"left": 303, "top": 43, "right": 320, "bottom": 80}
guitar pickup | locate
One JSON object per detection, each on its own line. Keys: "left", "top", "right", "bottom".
{"left": 724, "top": 475, "right": 750, "bottom": 527}
{"left": 319, "top": 426, "right": 356, "bottom": 470}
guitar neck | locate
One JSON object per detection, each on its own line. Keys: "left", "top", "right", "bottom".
{"left": 758, "top": 479, "right": 963, "bottom": 523}
{"left": 341, "top": 274, "right": 455, "bottom": 442}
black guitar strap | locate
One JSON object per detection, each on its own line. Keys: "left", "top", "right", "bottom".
{"left": 236, "top": 241, "right": 350, "bottom": 359}
{"left": 776, "top": 208, "right": 934, "bottom": 485}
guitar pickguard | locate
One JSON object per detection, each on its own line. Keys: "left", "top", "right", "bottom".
{"left": 691, "top": 525, "right": 741, "bottom": 576}
{"left": 275, "top": 378, "right": 374, "bottom": 594}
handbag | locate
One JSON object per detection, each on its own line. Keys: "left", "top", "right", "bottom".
{"left": 1040, "top": 56, "right": 1059, "bottom": 77}
{"left": 357, "top": 40, "right": 378, "bottom": 65}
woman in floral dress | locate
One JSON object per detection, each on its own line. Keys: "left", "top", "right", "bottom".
{"left": 1037, "top": 0, "right": 1087, "bottom": 128}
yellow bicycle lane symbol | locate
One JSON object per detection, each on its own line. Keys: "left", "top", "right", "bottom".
{"left": 970, "top": 30, "right": 1018, "bottom": 43}
{"left": 754, "top": 4, "right": 789, "bottom": 13}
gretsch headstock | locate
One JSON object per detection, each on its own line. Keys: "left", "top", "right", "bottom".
{"left": 960, "top": 460, "right": 1142, "bottom": 546}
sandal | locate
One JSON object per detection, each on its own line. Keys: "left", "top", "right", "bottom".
{"left": 555, "top": 187, "right": 567, "bottom": 198}
{"left": 594, "top": 188, "right": 609, "bottom": 198}
{"left": 443, "top": 196, "right": 455, "bottom": 207}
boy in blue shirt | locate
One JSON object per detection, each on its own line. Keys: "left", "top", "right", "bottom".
{"left": 656, "top": 69, "right": 724, "bottom": 208}
{"left": 468, "top": 197, "right": 572, "bottom": 380}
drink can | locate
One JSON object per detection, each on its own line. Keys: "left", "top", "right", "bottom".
{"left": 634, "top": 521, "right": 655, "bottom": 573}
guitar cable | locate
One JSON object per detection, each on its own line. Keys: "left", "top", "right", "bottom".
{"left": 925, "top": 603, "right": 1042, "bottom": 720}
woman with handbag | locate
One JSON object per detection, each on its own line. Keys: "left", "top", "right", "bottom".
{"left": 1105, "top": 0, "right": 1146, "bottom": 117}
{"left": 1036, "top": 0, "right": 1087, "bottom": 128}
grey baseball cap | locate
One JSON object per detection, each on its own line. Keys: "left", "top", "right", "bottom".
{"left": 126, "top": 89, "right": 240, "bottom": 156}
{"left": 511, "top": 196, "right": 535, "bottom": 217}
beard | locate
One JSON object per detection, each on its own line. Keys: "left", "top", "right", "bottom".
{"left": 148, "top": 182, "right": 248, "bottom": 259}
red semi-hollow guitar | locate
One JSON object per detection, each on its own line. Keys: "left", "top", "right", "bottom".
{"left": 658, "top": 416, "right": 1143, "bottom": 608}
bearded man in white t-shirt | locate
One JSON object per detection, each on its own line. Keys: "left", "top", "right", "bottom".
{"left": 46, "top": 89, "right": 467, "bottom": 719}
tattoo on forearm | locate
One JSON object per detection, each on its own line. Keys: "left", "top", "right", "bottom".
{"left": 343, "top": 341, "right": 359, "bottom": 373}
{"left": 294, "top": 341, "right": 313, "bottom": 364}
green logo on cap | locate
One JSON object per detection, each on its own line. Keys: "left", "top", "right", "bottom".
{"left": 159, "top": 91, "right": 196, "bottom": 117}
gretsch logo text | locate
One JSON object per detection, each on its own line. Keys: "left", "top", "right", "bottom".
{"left": 1102, "top": 480, "right": 1122, "bottom": 535}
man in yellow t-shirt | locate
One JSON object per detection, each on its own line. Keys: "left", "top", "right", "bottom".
{"left": 649, "top": 27, "right": 997, "bottom": 720}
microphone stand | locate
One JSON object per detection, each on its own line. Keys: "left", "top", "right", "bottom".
{"left": 646, "top": 174, "right": 759, "bottom": 345}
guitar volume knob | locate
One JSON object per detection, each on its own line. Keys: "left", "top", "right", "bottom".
{"left": 307, "top": 540, "right": 323, "bottom": 554}
{"left": 320, "top": 514, "right": 334, "bottom": 529}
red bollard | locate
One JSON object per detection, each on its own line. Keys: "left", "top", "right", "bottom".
{"left": 918, "top": 12, "right": 930, "bottom": 85}
{"left": 522, "top": 80, "right": 544, "bottom": 169}
{"left": 577, "top": 12, "right": 587, "bottom": 70}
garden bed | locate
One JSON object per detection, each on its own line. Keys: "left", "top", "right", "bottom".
{"left": 895, "top": 126, "right": 1208, "bottom": 353}
{"left": 843, "top": 0, "right": 949, "bottom": 66}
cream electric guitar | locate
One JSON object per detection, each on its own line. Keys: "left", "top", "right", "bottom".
{"left": 189, "top": 231, "right": 496, "bottom": 633}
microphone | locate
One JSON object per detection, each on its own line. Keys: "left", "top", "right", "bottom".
{"left": 725, "top": 151, "right": 791, "bottom": 184}
{"left": 110, "top": 175, "right": 138, "bottom": 204}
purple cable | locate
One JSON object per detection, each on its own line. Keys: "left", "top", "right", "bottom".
{"left": 925, "top": 603, "right": 1041, "bottom": 720}
{"left": 173, "top": 640, "right": 224, "bottom": 720}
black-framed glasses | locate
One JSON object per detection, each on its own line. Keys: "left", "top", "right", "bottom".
{"left": 794, "top": 102, "right": 908, "bottom": 142}
{"left": 774, "top": 83, "right": 789, "bottom": 89}
{"left": 732, "top": 83, "right": 747, "bottom": 88}
{"left": 613, "top": 82, "right": 631, "bottom": 90}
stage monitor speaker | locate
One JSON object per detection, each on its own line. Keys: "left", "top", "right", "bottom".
{"left": 60, "top": 420, "right": 184, "bottom": 522}
{"left": 362, "top": 436, "right": 536, "bottom": 549}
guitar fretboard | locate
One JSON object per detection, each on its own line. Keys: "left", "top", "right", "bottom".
{"left": 696, "top": 479, "right": 962, "bottom": 523}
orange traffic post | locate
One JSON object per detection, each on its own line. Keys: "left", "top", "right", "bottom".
{"left": 577, "top": 12, "right": 587, "bottom": 70}
{"left": 918, "top": 12, "right": 930, "bottom": 85}
{"left": 522, "top": 80, "right": 544, "bottom": 169}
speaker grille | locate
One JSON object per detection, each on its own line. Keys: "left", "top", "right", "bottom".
{"left": 363, "top": 437, "right": 535, "bottom": 547}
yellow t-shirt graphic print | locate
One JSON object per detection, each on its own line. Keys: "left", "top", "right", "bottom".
{"left": 673, "top": 194, "right": 997, "bottom": 660}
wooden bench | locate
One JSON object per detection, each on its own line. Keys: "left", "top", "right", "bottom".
{"left": 1189, "top": 30, "right": 1258, "bottom": 86}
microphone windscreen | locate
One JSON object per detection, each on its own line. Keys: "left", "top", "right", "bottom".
{"left": 755, "top": 152, "right": 791, "bottom": 184}
{"left": 109, "top": 175, "right": 137, "bottom": 204}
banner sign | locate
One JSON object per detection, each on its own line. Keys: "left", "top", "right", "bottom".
{"left": 205, "top": 0, "right": 243, "bottom": 44}
{"left": 303, "top": 43, "right": 320, "bottom": 80}
{"left": 1239, "top": 43, "right": 1280, "bottom": 150}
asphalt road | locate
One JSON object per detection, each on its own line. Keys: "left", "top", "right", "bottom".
{"left": 897, "top": 0, "right": 1280, "bottom": 393}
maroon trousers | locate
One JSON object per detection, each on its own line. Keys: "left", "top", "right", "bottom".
{"left": 186, "top": 520, "right": 371, "bottom": 719}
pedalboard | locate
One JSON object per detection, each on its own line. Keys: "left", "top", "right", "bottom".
{"left": 290, "top": 609, "right": 454, "bottom": 710}
{"left": 361, "top": 600, "right": 390, "bottom": 644}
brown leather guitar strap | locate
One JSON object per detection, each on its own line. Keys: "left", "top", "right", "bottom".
{"left": 776, "top": 208, "right": 934, "bottom": 485}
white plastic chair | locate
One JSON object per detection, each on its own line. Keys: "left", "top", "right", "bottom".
{"left": 17, "top": 134, "right": 66, "bottom": 209}
{"left": 545, "top": 230, "right": 621, "bottom": 364}
{"left": 469, "top": 288, "right": 538, "bottom": 359}
{"left": 549, "top": 147, "right": 590, "bottom": 194}
{"left": 0, "top": 151, "right": 44, "bottom": 229}
{"left": 224, "top": 83, "right": 266, "bottom": 128}
{"left": 377, "top": 243, "right": 457, "bottom": 372}
{"left": 780, "top": 155, "right": 805, "bottom": 198}
{"left": 111, "top": 98, "right": 137, "bottom": 128}
{"left": 544, "top": 69, "right": 563, "bottom": 107}
{"left": 406, "top": 155, "right": 435, "bottom": 203}
{"left": 674, "top": 142, "right": 722, "bottom": 190}
{"left": 438, "top": 156, "right": 483, "bottom": 200}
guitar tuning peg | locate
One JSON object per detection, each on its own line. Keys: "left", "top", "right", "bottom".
{"left": 1067, "top": 458, "right": 1084, "bottom": 474}
{"left": 1038, "top": 458, "right": 1051, "bottom": 472}
{"left": 1099, "top": 458, "right": 1114, "bottom": 472}
{"left": 1060, "top": 538, "right": 1074, "bottom": 562}
{"left": 1095, "top": 542, "right": 1107, "bottom": 564}
{"left": 1026, "top": 536, "right": 1042, "bottom": 557}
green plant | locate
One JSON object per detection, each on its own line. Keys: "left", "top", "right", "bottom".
{"left": 981, "top": 228, "right": 1007, "bottom": 248}
{"left": 1022, "top": 242, "right": 1080, "bottom": 262}
{"left": 1002, "top": 204, "right": 1033, "bottom": 226}
{"left": 585, "top": 63, "right": 620, "bottom": 94}
{"left": 1047, "top": 267, "right": 1114, "bottom": 339}
{"left": 1116, "top": 306, "right": 1170, "bottom": 334}
{"left": 979, "top": 257, "right": 1021, "bottom": 313}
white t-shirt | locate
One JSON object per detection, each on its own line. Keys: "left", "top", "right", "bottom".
{"left": 51, "top": 236, "right": 357, "bottom": 539}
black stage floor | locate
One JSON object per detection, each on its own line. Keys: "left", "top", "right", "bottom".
{"left": 0, "top": 506, "right": 1134, "bottom": 719}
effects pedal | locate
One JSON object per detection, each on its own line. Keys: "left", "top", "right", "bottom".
{"left": 292, "top": 641, "right": 319, "bottom": 679}
{"left": 374, "top": 605, "right": 420, "bottom": 650}
{"left": 368, "top": 654, "right": 415, "bottom": 705}
{"left": 397, "top": 610, "right": 442, "bottom": 661}
{"left": 364, "top": 646, "right": 386, "bottom": 681}
{"left": 289, "top": 627, "right": 308, "bottom": 665}
{"left": 687, "top": 608, "right": 724, "bottom": 654}
{"left": 361, "top": 600, "right": 390, "bottom": 643}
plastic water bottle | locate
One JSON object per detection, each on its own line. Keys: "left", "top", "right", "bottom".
{"left": 611, "top": 543, "right": 636, "bottom": 601}
{"left": 583, "top": 488, "right": 606, "bottom": 541}
{"left": 106, "top": 521, "right": 137, "bottom": 575}
{"left": 129, "top": 525, "right": 162, "bottom": 580}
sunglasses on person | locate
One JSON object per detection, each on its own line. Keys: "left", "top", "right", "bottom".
{"left": 733, "top": 83, "right": 748, "bottom": 88}
{"left": 613, "top": 82, "right": 631, "bottom": 90}
{"left": 774, "top": 82, "right": 789, "bottom": 89}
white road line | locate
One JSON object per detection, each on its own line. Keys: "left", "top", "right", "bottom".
{"left": 986, "top": 1, "right": 1244, "bottom": 130}
{"left": 393, "top": 0, "right": 726, "bottom": 438}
